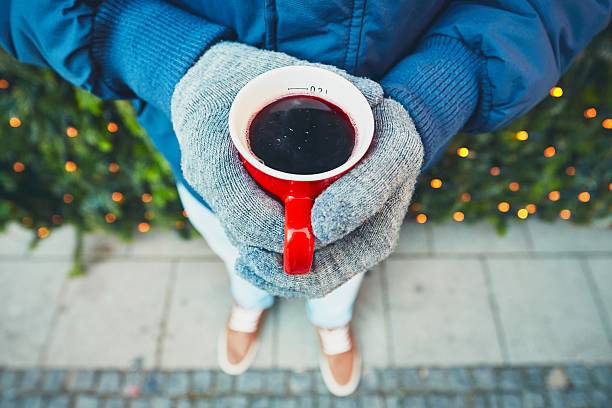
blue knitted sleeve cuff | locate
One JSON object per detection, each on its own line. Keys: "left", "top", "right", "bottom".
{"left": 380, "top": 35, "right": 483, "bottom": 168}
{"left": 92, "top": 0, "right": 233, "bottom": 116}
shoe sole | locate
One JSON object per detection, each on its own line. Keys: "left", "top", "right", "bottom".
{"left": 217, "top": 328, "right": 260, "bottom": 376}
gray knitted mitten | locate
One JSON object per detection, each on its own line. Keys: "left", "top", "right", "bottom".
{"left": 171, "top": 42, "right": 383, "bottom": 252}
{"left": 235, "top": 99, "right": 424, "bottom": 298}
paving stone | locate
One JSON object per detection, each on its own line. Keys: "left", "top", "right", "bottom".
{"left": 164, "top": 372, "right": 189, "bottom": 397}
{"left": 18, "top": 396, "right": 43, "bottom": 408}
{"left": 566, "top": 391, "right": 591, "bottom": 408}
{"left": 122, "top": 371, "right": 143, "bottom": 396}
{"left": 591, "top": 366, "right": 612, "bottom": 387}
{"left": 130, "top": 399, "right": 149, "bottom": 408}
{"left": 212, "top": 396, "right": 247, "bottom": 408}
{"left": 353, "top": 268, "right": 390, "bottom": 366}
{"left": 384, "top": 396, "right": 399, "bottom": 408}
{"left": 524, "top": 367, "right": 545, "bottom": 388}
{"left": 547, "top": 391, "right": 564, "bottom": 408}
{"left": 263, "top": 370, "right": 286, "bottom": 394}
{"left": 565, "top": 366, "right": 591, "bottom": 389}
{"left": 67, "top": 370, "right": 95, "bottom": 392}
{"left": 47, "top": 395, "right": 70, "bottom": 408}
{"left": 46, "top": 261, "right": 171, "bottom": 367}
{"left": 102, "top": 398, "right": 125, "bottom": 408}
{"left": 0, "top": 395, "right": 17, "bottom": 408}
{"left": 398, "top": 368, "right": 422, "bottom": 391}
{"left": 192, "top": 400, "right": 213, "bottom": 408}
{"left": 18, "top": 369, "right": 42, "bottom": 393}
{"left": 400, "top": 396, "right": 426, "bottom": 408}
{"left": 276, "top": 298, "right": 318, "bottom": 369}
{"left": 526, "top": 221, "right": 612, "bottom": 252}
{"left": 0, "top": 262, "right": 66, "bottom": 366}
{"left": 142, "top": 372, "right": 165, "bottom": 395}
{"left": 589, "top": 390, "right": 610, "bottom": 408}
{"left": 28, "top": 226, "right": 76, "bottom": 258}
{"left": 472, "top": 367, "right": 496, "bottom": 390}
{"left": 295, "top": 396, "right": 315, "bottom": 408}
{"left": 250, "top": 398, "right": 270, "bottom": 408}
{"left": 386, "top": 259, "right": 502, "bottom": 365}
{"left": 358, "top": 395, "right": 384, "bottom": 408}
{"left": 447, "top": 368, "right": 472, "bottom": 391}
{"left": 312, "top": 372, "right": 328, "bottom": 395}
{"left": 431, "top": 222, "right": 530, "bottom": 254}
{"left": 522, "top": 392, "right": 546, "bottom": 408}
{"left": 175, "top": 399, "right": 192, "bottom": 408}
{"left": 488, "top": 258, "right": 612, "bottom": 363}
{"left": 161, "top": 261, "right": 235, "bottom": 368}
{"left": 496, "top": 393, "right": 522, "bottom": 408}
{"left": 288, "top": 371, "right": 312, "bottom": 394}
{"left": 546, "top": 368, "right": 569, "bottom": 390}
{"left": 150, "top": 397, "right": 172, "bottom": 408}
{"left": 359, "top": 368, "right": 380, "bottom": 392}
{"left": 395, "top": 221, "right": 431, "bottom": 255}
{"left": 191, "top": 371, "right": 213, "bottom": 394}
{"left": 271, "top": 397, "right": 298, "bottom": 408}
{"left": 213, "top": 373, "right": 233, "bottom": 394}
{"left": 97, "top": 371, "right": 122, "bottom": 394}
{"left": 333, "top": 397, "right": 358, "bottom": 407}
{"left": 42, "top": 370, "right": 65, "bottom": 393}
{"left": 498, "top": 368, "right": 523, "bottom": 391}
{"left": 379, "top": 369, "right": 399, "bottom": 392}
{"left": 0, "top": 370, "right": 17, "bottom": 392}
{"left": 426, "top": 395, "right": 458, "bottom": 408}
{"left": 234, "top": 371, "right": 264, "bottom": 394}
{"left": 74, "top": 395, "right": 99, "bottom": 408}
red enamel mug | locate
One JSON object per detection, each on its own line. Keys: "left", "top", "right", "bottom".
{"left": 229, "top": 66, "right": 374, "bottom": 275}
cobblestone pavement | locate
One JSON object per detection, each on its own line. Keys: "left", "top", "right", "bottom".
{"left": 1, "top": 366, "right": 611, "bottom": 407}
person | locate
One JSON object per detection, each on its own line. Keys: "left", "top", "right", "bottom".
{"left": 1, "top": 0, "right": 609, "bottom": 397}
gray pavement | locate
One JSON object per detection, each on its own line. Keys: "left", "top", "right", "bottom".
{"left": 0, "top": 220, "right": 611, "bottom": 369}
{"left": 1, "top": 219, "right": 611, "bottom": 405}
{"left": 1, "top": 366, "right": 611, "bottom": 407}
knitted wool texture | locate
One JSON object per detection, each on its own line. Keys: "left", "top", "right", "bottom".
{"left": 235, "top": 99, "right": 424, "bottom": 297}
{"left": 171, "top": 42, "right": 384, "bottom": 254}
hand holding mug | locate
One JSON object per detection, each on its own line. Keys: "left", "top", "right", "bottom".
{"left": 171, "top": 42, "right": 383, "bottom": 257}
{"left": 229, "top": 66, "right": 375, "bottom": 274}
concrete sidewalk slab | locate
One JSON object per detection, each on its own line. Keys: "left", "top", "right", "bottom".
{"left": 586, "top": 258, "right": 612, "bottom": 341}
{"left": 44, "top": 261, "right": 172, "bottom": 368}
{"left": 160, "top": 260, "right": 278, "bottom": 368}
{"left": 385, "top": 259, "right": 503, "bottom": 365}
{"left": 487, "top": 258, "right": 612, "bottom": 363}
{"left": 128, "top": 233, "right": 214, "bottom": 258}
{"left": 430, "top": 223, "right": 531, "bottom": 254}
{"left": 526, "top": 221, "right": 612, "bottom": 252}
{"left": 0, "top": 261, "right": 68, "bottom": 366}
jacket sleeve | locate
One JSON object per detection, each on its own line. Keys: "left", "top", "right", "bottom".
{"left": 0, "top": 0, "right": 233, "bottom": 115}
{"left": 381, "top": 0, "right": 612, "bottom": 167}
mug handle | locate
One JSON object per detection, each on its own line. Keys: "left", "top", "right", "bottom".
{"left": 283, "top": 195, "right": 315, "bottom": 275}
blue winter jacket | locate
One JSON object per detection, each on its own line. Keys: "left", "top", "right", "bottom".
{"left": 1, "top": 0, "right": 610, "bottom": 204}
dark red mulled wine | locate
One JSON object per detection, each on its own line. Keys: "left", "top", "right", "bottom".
{"left": 248, "top": 95, "right": 355, "bottom": 175}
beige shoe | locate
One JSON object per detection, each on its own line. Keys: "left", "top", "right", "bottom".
{"left": 317, "top": 325, "right": 361, "bottom": 396}
{"left": 218, "top": 304, "right": 266, "bottom": 375}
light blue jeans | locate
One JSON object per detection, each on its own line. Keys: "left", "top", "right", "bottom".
{"left": 177, "top": 183, "right": 364, "bottom": 329}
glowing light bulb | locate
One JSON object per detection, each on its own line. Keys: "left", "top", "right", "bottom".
{"left": 550, "top": 87, "right": 563, "bottom": 97}
{"left": 138, "top": 222, "right": 151, "bottom": 233}
{"left": 578, "top": 192, "right": 590, "bottom": 203}
{"left": 9, "top": 117, "right": 21, "bottom": 128}
{"left": 107, "top": 122, "right": 119, "bottom": 133}
{"left": 111, "top": 192, "right": 123, "bottom": 202}
{"left": 457, "top": 147, "right": 469, "bottom": 157}
{"left": 453, "top": 211, "right": 465, "bottom": 222}
{"left": 497, "top": 202, "right": 510, "bottom": 213}
{"left": 430, "top": 179, "right": 442, "bottom": 189}
{"left": 559, "top": 209, "right": 571, "bottom": 220}
{"left": 65, "top": 161, "right": 77, "bottom": 172}
{"left": 548, "top": 191, "right": 560, "bottom": 201}
{"left": 517, "top": 208, "right": 528, "bottom": 219}
{"left": 515, "top": 131, "right": 528, "bottom": 141}
{"left": 583, "top": 108, "right": 597, "bottom": 119}
{"left": 66, "top": 127, "right": 78, "bottom": 138}
{"left": 416, "top": 213, "right": 428, "bottom": 224}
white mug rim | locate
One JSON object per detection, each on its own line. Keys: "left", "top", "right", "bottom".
{"left": 228, "top": 66, "right": 374, "bottom": 182}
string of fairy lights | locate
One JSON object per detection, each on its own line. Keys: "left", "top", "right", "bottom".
{"left": 410, "top": 86, "right": 611, "bottom": 224}
{"left": 4, "top": 79, "right": 612, "bottom": 238}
